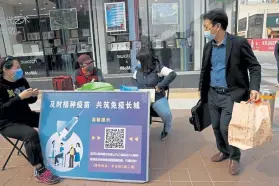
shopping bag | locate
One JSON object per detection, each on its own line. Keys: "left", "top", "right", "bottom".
{"left": 228, "top": 100, "right": 272, "bottom": 150}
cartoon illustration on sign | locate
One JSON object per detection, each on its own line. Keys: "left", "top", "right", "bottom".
{"left": 45, "top": 111, "right": 84, "bottom": 172}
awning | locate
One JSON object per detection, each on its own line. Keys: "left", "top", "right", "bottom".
{"left": 269, "top": 27, "right": 279, "bottom": 31}
{"left": 237, "top": 32, "right": 246, "bottom": 36}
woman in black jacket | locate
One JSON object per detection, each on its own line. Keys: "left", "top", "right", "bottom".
{"left": 133, "top": 48, "right": 177, "bottom": 140}
{"left": 0, "top": 56, "right": 60, "bottom": 184}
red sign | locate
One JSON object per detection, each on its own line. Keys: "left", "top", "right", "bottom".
{"left": 248, "top": 38, "right": 279, "bottom": 51}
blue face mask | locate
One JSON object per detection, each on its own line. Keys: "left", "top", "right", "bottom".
{"left": 204, "top": 30, "right": 216, "bottom": 41}
{"left": 13, "top": 68, "right": 23, "bottom": 81}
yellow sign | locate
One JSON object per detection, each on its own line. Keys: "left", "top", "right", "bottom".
{"left": 260, "top": 95, "right": 276, "bottom": 100}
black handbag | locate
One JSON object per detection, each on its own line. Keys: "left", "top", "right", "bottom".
{"left": 189, "top": 99, "right": 211, "bottom": 132}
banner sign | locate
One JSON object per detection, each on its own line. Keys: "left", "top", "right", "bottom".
{"left": 39, "top": 91, "right": 150, "bottom": 183}
{"left": 247, "top": 38, "right": 279, "bottom": 51}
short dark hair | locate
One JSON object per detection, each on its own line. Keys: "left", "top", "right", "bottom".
{"left": 203, "top": 8, "right": 228, "bottom": 30}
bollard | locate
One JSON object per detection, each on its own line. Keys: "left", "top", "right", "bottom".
{"left": 260, "top": 89, "right": 279, "bottom": 132}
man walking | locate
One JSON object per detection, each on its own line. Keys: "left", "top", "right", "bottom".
{"left": 199, "top": 9, "right": 261, "bottom": 175}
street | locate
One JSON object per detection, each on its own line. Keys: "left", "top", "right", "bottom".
{"left": 255, "top": 51, "right": 278, "bottom": 86}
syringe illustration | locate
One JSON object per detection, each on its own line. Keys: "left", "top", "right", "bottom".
{"left": 59, "top": 110, "right": 84, "bottom": 140}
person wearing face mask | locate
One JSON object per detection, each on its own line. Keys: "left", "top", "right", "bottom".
{"left": 0, "top": 57, "right": 60, "bottom": 184}
{"left": 74, "top": 54, "right": 105, "bottom": 88}
{"left": 199, "top": 9, "right": 261, "bottom": 175}
{"left": 133, "top": 48, "right": 177, "bottom": 140}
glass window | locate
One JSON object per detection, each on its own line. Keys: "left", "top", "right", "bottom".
{"left": 92, "top": 0, "right": 205, "bottom": 74}
{"left": 37, "top": 0, "right": 94, "bottom": 76}
{"left": 0, "top": 0, "right": 238, "bottom": 78}
{"left": 0, "top": 1, "right": 47, "bottom": 77}
{"left": 141, "top": 0, "right": 205, "bottom": 71}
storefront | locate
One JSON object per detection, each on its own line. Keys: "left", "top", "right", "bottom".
{"left": 238, "top": 17, "right": 247, "bottom": 37}
{"left": 0, "top": 0, "right": 237, "bottom": 88}
{"left": 247, "top": 14, "right": 264, "bottom": 38}
{"left": 266, "top": 13, "right": 279, "bottom": 38}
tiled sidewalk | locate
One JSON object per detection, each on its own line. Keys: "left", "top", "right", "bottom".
{"left": 0, "top": 110, "right": 279, "bottom": 186}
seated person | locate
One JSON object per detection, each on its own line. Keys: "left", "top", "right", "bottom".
{"left": 54, "top": 142, "right": 64, "bottom": 166}
{"left": 74, "top": 54, "right": 105, "bottom": 88}
{"left": 133, "top": 48, "right": 177, "bottom": 140}
{"left": 0, "top": 57, "right": 60, "bottom": 184}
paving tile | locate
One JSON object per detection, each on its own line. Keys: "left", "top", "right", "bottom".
{"left": 208, "top": 168, "right": 233, "bottom": 182}
{"left": 107, "top": 182, "right": 149, "bottom": 186}
{"left": 3, "top": 178, "right": 29, "bottom": 186}
{"left": 26, "top": 178, "right": 65, "bottom": 186}
{"left": 171, "top": 182, "right": 192, "bottom": 186}
{"left": 0, "top": 138, "right": 15, "bottom": 149}
{"left": 150, "top": 169, "right": 170, "bottom": 181}
{"left": 252, "top": 153, "right": 279, "bottom": 180}
{"left": 0, "top": 149, "right": 10, "bottom": 158}
{"left": 255, "top": 182, "right": 279, "bottom": 186}
{"left": 199, "top": 145, "right": 217, "bottom": 160}
{"left": 192, "top": 182, "right": 214, "bottom": 186}
{"left": 0, "top": 156, "right": 29, "bottom": 168}
{"left": 188, "top": 169, "right": 211, "bottom": 182}
{"left": 149, "top": 154, "right": 169, "bottom": 169}
{"left": 0, "top": 167, "right": 20, "bottom": 186}
{"left": 168, "top": 158, "right": 187, "bottom": 170}
{"left": 213, "top": 182, "right": 235, "bottom": 186}
{"left": 0, "top": 176, "right": 11, "bottom": 186}
{"left": 234, "top": 182, "right": 255, "bottom": 186}
{"left": 185, "top": 152, "right": 205, "bottom": 169}
{"left": 230, "top": 173, "right": 253, "bottom": 182}
{"left": 15, "top": 166, "right": 34, "bottom": 179}
{"left": 85, "top": 181, "right": 107, "bottom": 186}
{"left": 149, "top": 181, "right": 170, "bottom": 186}
{"left": 169, "top": 169, "right": 190, "bottom": 181}
{"left": 246, "top": 167, "right": 276, "bottom": 182}
{"left": 63, "top": 179, "right": 86, "bottom": 186}
{"left": 202, "top": 159, "right": 230, "bottom": 169}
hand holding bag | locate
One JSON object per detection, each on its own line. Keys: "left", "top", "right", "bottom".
{"left": 189, "top": 99, "right": 211, "bottom": 132}
{"left": 228, "top": 100, "right": 272, "bottom": 150}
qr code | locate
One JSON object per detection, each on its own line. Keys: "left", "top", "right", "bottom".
{"left": 104, "top": 127, "right": 126, "bottom": 150}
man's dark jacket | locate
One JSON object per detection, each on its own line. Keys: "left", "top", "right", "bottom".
{"left": 199, "top": 33, "right": 261, "bottom": 103}
{"left": 274, "top": 41, "right": 279, "bottom": 62}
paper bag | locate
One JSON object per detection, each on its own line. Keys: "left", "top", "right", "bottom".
{"left": 228, "top": 101, "right": 272, "bottom": 150}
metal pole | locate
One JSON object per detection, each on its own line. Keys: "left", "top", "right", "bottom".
{"left": 146, "top": 0, "right": 151, "bottom": 49}
{"left": 88, "top": 0, "right": 98, "bottom": 67}
{"left": 35, "top": 0, "right": 49, "bottom": 76}
{"left": 260, "top": 89, "right": 279, "bottom": 132}
{"left": 0, "top": 25, "right": 7, "bottom": 56}
{"left": 235, "top": 0, "right": 239, "bottom": 36}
